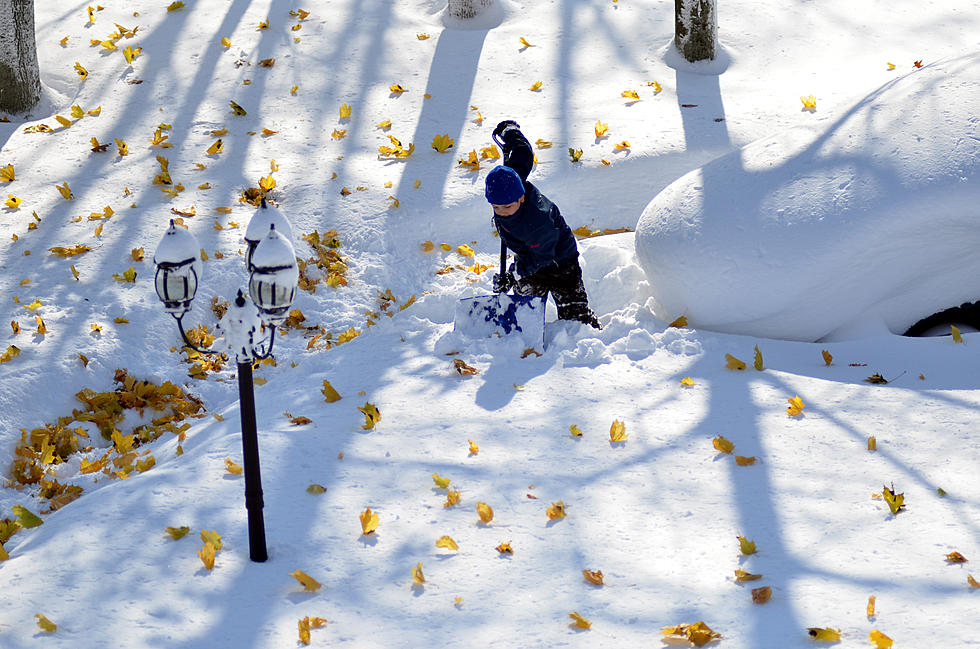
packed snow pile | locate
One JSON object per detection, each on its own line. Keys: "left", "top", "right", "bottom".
{"left": 635, "top": 53, "right": 980, "bottom": 342}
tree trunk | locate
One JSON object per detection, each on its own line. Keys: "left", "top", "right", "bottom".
{"left": 0, "top": 0, "right": 40, "bottom": 114}
{"left": 448, "top": 0, "right": 493, "bottom": 19}
{"left": 674, "top": 0, "right": 717, "bottom": 62}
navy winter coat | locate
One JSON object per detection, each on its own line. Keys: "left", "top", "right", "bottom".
{"left": 492, "top": 127, "right": 579, "bottom": 278}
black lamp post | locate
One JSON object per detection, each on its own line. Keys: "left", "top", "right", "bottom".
{"left": 152, "top": 201, "right": 298, "bottom": 563}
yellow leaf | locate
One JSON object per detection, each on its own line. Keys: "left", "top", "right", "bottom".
{"left": 669, "top": 315, "right": 688, "bottom": 327}
{"left": 259, "top": 174, "right": 276, "bottom": 192}
{"left": 0, "top": 345, "right": 21, "bottom": 363}
{"left": 786, "top": 395, "right": 805, "bottom": 417}
{"left": 432, "top": 133, "right": 454, "bottom": 152}
{"left": 339, "top": 104, "right": 352, "bottom": 119}
{"left": 0, "top": 542, "right": 8, "bottom": 561}
{"left": 882, "top": 484, "right": 905, "bottom": 515}
{"left": 887, "top": 62, "right": 896, "bottom": 70}
{"left": 680, "top": 377, "right": 695, "bottom": 387}
{"left": 436, "top": 535, "right": 459, "bottom": 551}
{"left": 867, "top": 595, "right": 876, "bottom": 618}
{"left": 167, "top": 1, "right": 185, "bottom": 11}
{"left": 444, "top": 490, "right": 460, "bottom": 508}
{"left": 868, "top": 436, "right": 877, "bottom": 451}
{"left": 225, "top": 458, "right": 243, "bottom": 475}
{"left": 753, "top": 345, "right": 763, "bottom": 370}
{"left": 206, "top": 139, "right": 223, "bottom": 155}
{"left": 594, "top": 120, "right": 609, "bottom": 138}
{"left": 112, "top": 266, "right": 137, "bottom": 283}
{"left": 529, "top": 80, "right": 543, "bottom": 91}
{"left": 123, "top": 45, "right": 141, "bottom": 64}
{"left": 198, "top": 541, "right": 216, "bottom": 570}
{"left": 414, "top": 179, "right": 421, "bottom": 189}
{"left": 734, "top": 568, "right": 762, "bottom": 582}
{"left": 735, "top": 455, "right": 757, "bottom": 466}
{"left": 440, "top": 242, "right": 452, "bottom": 251}
{"left": 13, "top": 504, "right": 43, "bottom": 528}
{"left": 115, "top": 138, "right": 129, "bottom": 155}
{"left": 298, "top": 618, "right": 311, "bottom": 646}
{"left": 74, "top": 61, "right": 89, "bottom": 81}
{"left": 737, "top": 535, "right": 757, "bottom": 555}
{"left": 968, "top": 575, "right": 979, "bottom": 588}
{"left": 662, "top": 621, "right": 722, "bottom": 647}
{"left": 648, "top": 80, "right": 662, "bottom": 92}
{"left": 411, "top": 561, "right": 425, "bottom": 585}
{"left": 713, "top": 436, "right": 734, "bottom": 454}
{"left": 358, "top": 402, "right": 381, "bottom": 429}
{"left": 360, "top": 507, "right": 379, "bottom": 534}
{"left": 622, "top": 89, "right": 640, "bottom": 101}
{"left": 568, "top": 612, "right": 591, "bottom": 629}
{"left": 389, "top": 83, "right": 405, "bottom": 94}
{"left": 801, "top": 95, "right": 817, "bottom": 110}
{"left": 496, "top": 541, "right": 513, "bottom": 554}
{"left": 331, "top": 128, "right": 346, "bottom": 139}
{"left": 289, "top": 569, "right": 322, "bottom": 592}
{"left": 609, "top": 419, "right": 627, "bottom": 442}
{"left": 869, "top": 630, "right": 893, "bottom": 649}
{"left": 821, "top": 349, "right": 833, "bottom": 366}
{"left": 230, "top": 100, "right": 247, "bottom": 116}
{"left": 88, "top": 105, "right": 101, "bottom": 116}
{"left": 432, "top": 473, "right": 451, "bottom": 489}
{"left": 807, "top": 627, "right": 842, "bottom": 642}
{"left": 70, "top": 104, "right": 85, "bottom": 119}
{"left": 3, "top": 194, "right": 21, "bottom": 209}
{"left": 476, "top": 502, "right": 493, "bottom": 523}
{"left": 35, "top": 613, "right": 57, "bottom": 633}
{"left": 546, "top": 500, "right": 566, "bottom": 520}
{"left": 468, "top": 439, "right": 479, "bottom": 455}
{"left": 750, "top": 585, "right": 772, "bottom": 604}
{"left": 417, "top": 33, "right": 430, "bottom": 40}
{"left": 321, "top": 380, "right": 342, "bottom": 402}
{"left": 946, "top": 551, "right": 968, "bottom": 563}
{"left": 725, "top": 353, "right": 746, "bottom": 370}
{"left": 582, "top": 569, "right": 603, "bottom": 585}
{"left": 951, "top": 325, "right": 963, "bottom": 343}
{"left": 165, "top": 525, "right": 190, "bottom": 540}
{"left": 569, "top": 424, "right": 584, "bottom": 437}
{"left": 519, "top": 36, "right": 534, "bottom": 47}
{"left": 197, "top": 529, "right": 222, "bottom": 552}
{"left": 221, "top": 36, "right": 231, "bottom": 47}
{"left": 0, "top": 163, "right": 13, "bottom": 182}
{"left": 306, "top": 484, "right": 326, "bottom": 494}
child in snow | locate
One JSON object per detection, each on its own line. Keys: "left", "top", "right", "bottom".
{"left": 485, "top": 120, "right": 601, "bottom": 329}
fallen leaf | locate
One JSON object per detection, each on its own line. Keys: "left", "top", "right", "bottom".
{"left": 529, "top": 80, "right": 543, "bottom": 91}
{"left": 444, "top": 490, "right": 460, "bottom": 508}
{"left": 751, "top": 586, "right": 772, "bottom": 604}
{"left": 734, "top": 568, "right": 762, "bottom": 582}
{"left": 583, "top": 569, "right": 604, "bottom": 585}
{"left": 786, "top": 395, "right": 805, "bottom": 417}
{"left": 737, "top": 535, "right": 757, "bottom": 555}
{"left": 713, "top": 436, "right": 734, "bottom": 453}
{"left": 882, "top": 484, "right": 905, "bottom": 515}
{"left": 867, "top": 595, "right": 876, "bottom": 618}
{"left": 568, "top": 147, "right": 583, "bottom": 162}
{"left": 968, "top": 575, "right": 979, "bottom": 588}
{"left": 735, "top": 455, "right": 757, "bottom": 466}
{"left": 436, "top": 535, "right": 459, "bottom": 551}
{"left": 476, "top": 502, "right": 493, "bottom": 523}
{"left": 321, "top": 380, "right": 342, "bottom": 402}
{"left": 496, "top": 541, "right": 513, "bottom": 554}
{"left": 609, "top": 419, "right": 627, "bottom": 442}
{"left": 621, "top": 89, "right": 640, "bottom": 101}
{"left": 753, "top": 345, "right": 764, "bottom": 370}
{"left": 662, "top": 621, "right": 721, "bottom": 647}
{"left": 568, "top": 612, "right": 591, "bottom": 629}
{"left": 339, "top": 104, "right": 352, "bottom": 119}
{"left": 453, "top": 359, "right": 478, "bottom": 375}
{"left": 807, "top": 627, "right": 842, "bottom": 642}
{"left": 358, "top": 402, "right": 381, "bottom": 429}
{"left": 198, "top": 541, "right": 216, "bottom": 570}
{"left": 669, "top": 315, "right": 688, "bottom": 327}
{"left": 725, "top": 353, "right": 746, "bottom": 370}
{"left": 468, "top": 439, "right": 479, "bottom": 455}
{"left": 289, "top": 569, "right": 322, "bottom": 592}
{"left": 35, "top": 614, "right": 57, "bottom": 633}
{"left": 865, "top": 373, "right": 888, "bottom": 384}
{"left": 594, "top": 120, "right": 609, "bottom": 138}
{"left": 432, "top": 473, "right": 451, "bottom": 489}
{"left": 432, "top": 133, "right": 454, "bottom": 152}
{"left": 946, "top": 551, "right": 968, "bottom": 563}
{"left": 547, "top": 500, "right": 566, "bottom": 520}
{"left": 951, "top": 325, "right": 964, "bottom": 343}
{"left": 12, "top": 504, "right": 43, "bottom": 528}
{"left": 412, "top": 562, "right": 425, "bottom": 585}
{"left": 359, "top": 507, "right": 379, "bottom": 534}
{"left": 869, "top": 629, "right": 893, "bottom": 649}
{"left": 569, "top": 424, "right": 584, "bottom": 437}
{"left": 867, "top": 436, "right": 877, "bottom": 451}
{"left": 306, "top": 484, "right": 326, "bottom": 494}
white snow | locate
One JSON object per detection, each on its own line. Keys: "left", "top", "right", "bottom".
{"left": 1, "top": 1, "right": 979, "bottom": 648}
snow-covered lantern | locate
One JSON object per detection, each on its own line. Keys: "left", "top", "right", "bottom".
{"left": 248, "top": 224, "right": 298, "bottom": 326}
{"left": 153, "top": 220, "right": 202, "bottom": 316}
{"left": 244, "top": 200, "right": 293, "bottom": 272}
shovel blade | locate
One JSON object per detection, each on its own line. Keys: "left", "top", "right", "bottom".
{"left": 454, "top": 293, "right": 546, "bottom": 347}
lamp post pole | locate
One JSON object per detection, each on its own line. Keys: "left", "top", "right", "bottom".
{"left": 153, "top": 200, "right": 297, "bottom": 563}
{"left": 236, "top": 359, "right": 267, "bottom": 562}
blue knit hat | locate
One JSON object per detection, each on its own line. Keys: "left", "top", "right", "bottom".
{"left": 485, "top": 165, "right": 524, "bottom": 205}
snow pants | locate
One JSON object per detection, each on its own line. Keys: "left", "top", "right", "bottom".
{"left": 515, "top": 258, "right": 599, "bottom": 326}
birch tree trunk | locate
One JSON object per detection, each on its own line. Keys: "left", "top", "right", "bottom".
{"left": 674, "top": 0, "right": 717, "bottom": 62}
{"left": 0, "top": 0, "right": 40, "bottom": 113}
{"left": 448, "top": 0, "right": 493, "bottom": 19}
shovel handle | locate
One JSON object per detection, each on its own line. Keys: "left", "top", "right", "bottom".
{"left": 498, "top": 238, "right": 507, "bottom": 293}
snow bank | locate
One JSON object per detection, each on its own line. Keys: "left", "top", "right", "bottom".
{"left": 635, "top": 53, "right": 980, "bottom": 341}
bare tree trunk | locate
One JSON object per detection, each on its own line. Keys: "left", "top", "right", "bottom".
{"left": 0, "top": 0, "right": 40, "bottom": 113}
{"left": 448, "top": 0, "right": 493, "bottom": 19}
{"left": 674, "top": 0, "right": 717, "bottom": 62}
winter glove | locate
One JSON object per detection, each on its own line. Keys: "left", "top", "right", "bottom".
{"left": 492, "top": 271, "right": 515, "bottom": 294}
{"left": 492, "top": 119, "right": 521, "bottom": 142}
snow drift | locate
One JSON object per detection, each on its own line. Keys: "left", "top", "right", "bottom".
{"left": 635, "top": 53, "right": 980, "bottom": 341}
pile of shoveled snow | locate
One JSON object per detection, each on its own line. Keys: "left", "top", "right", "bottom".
{"left": 634, "top": 53, "right": 980, "bottom": 342}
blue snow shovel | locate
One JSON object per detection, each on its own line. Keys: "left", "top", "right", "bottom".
{"left": 453, "top": 239, "right": 546, "bottom": 348}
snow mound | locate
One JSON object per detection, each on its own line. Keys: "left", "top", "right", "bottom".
{"left": 635, "top": 53, "right": 980, "bottom": 341}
